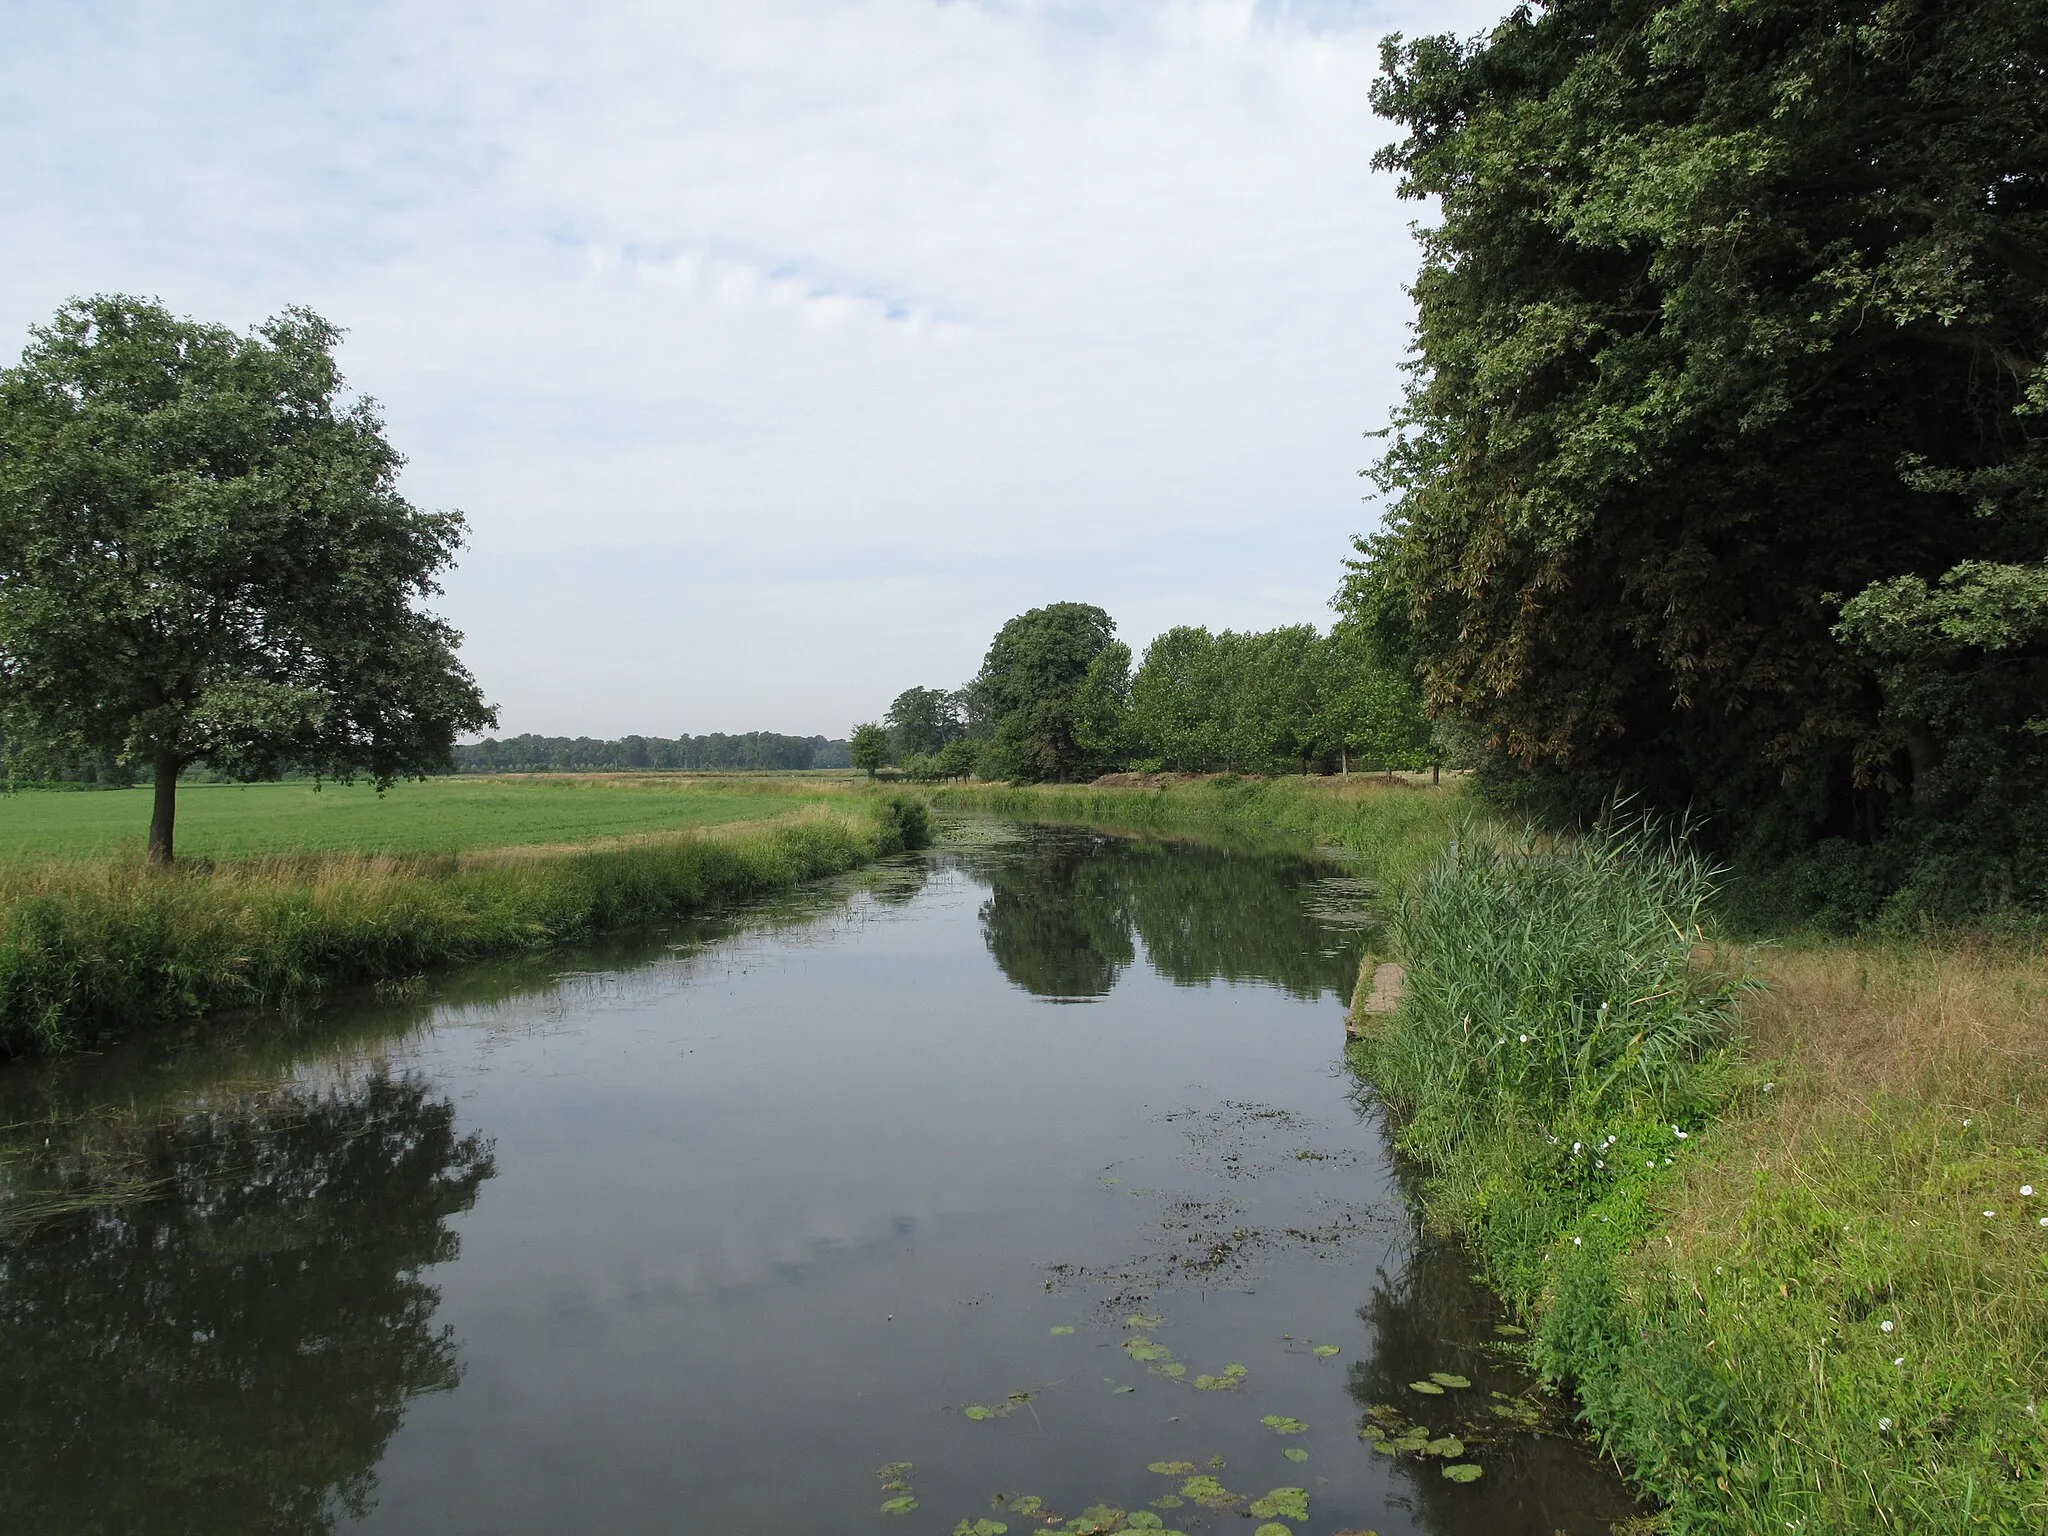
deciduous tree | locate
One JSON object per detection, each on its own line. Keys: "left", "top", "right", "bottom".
{"left": 0, "top": 297, "right": 495, "bottom": 862}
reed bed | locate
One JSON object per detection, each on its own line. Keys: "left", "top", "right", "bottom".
{"left": 0, "top": 795, "right": 929, "bottom": 1057}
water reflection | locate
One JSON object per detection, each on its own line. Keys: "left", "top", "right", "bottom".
{"left": 976, "top": 829, "right": 1366, "bottom": 1002}
{"left": 0, "top": 1071, "right": 493, "bottom": 1536}
{"left": 1344, "top": 1152, "right": 1643, "bottom": 1535}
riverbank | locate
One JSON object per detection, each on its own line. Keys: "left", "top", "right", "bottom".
{"left": 928, "top": 773, "right": 1469, "bottom": 892}
{"left": 939, "top": 779, "right": 2047, "bottom": 1531}
{"left": 0, "top": 794, "right": 929, "bottom": 1058}
{"left": 1350, "top": 822, "right": 2048, "bottom": 1535}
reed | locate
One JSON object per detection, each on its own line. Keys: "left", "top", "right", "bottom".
{"left": 0, "top": 794, "right": 929, "bottom": 1057}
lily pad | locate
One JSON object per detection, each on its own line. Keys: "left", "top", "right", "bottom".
{"left": 1070, "top": 1506, "right": 1126, "bottom": 1535}
{"left": 1260, "top": 1414, "right": 1309, "bottom": 1434}
{"left": 1006, "top": 1496, "right": 1042, "bottom": 1515}
{"left": 1050, "top": 1325, "right": 1076, "bottom": 1336}
{"left": 881, "top": 1495, "right": 918, "bottom": 1513}
{"left": 1493, "top": 1323, "right": 1526, "bottom": 1337}
{"left": 1366, "top": 1438, "right": 1397, "bottom": 1454}
{"left": 1429, "top": 1372, "right": 1472, "bottom": 1389}
{"left": 1126, "top": 1312, "right": 1164, "bottom": 1329}
{"left": 1126, "top": 1515, "right": 1165, "bottom": 1531}
{"left": 1157, "top": 1362, "right": 1186, "bottom": 1378}
{"left": 1151, "top": 1494, "right": 1184, "bottom": 1509}
{"left": 1442, "top": 1463, "right": 1484, "bottom": 1483}
{"left": 1255, "top": 1526, "right": 1293, "bottom": 1536}
{"left": 964, "top": 1405, "right": 997, "bottom": 1421}
{"left": 1147, "top": 1461, "right": 1196, "bottom": 1477}
{"left": 1180, "top": 1475, "right": 1237, "bottom": 1509}
{"left": 1424, "top": 1437, "right": 1466, "bottom": 1458}
{"left": 1194, "top": 1364, "right": 1248, "bottom": 1391}
{"left": 1248, "top": 1487, "right": 1309, "bottom": 1520}
{"left": 1283, "top": 1448, "right": 1310, "bottom": 1463}
{"left": 1408, "top": 1380, "right": 1445, "bottom": 1395}
{"left": 1125, "top": 1339, "right": 1175, "bottom": 1363}
{"left": 1311, "top": 1343, "right": 1341, "bottom": 1357}
{"left": 953, "top": 1522, "right": 1008, "bottom": 1536}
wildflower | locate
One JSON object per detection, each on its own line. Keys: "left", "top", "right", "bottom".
{"left": 1673, "top": 1126, "right": 1689, "bottom": 1140}
{"left": 1573, "top": 1142, "right": 1582, "bottom": 1154}
{"left": 1646, "top": 1161, "right": 1655, "bottom": 1169}
{"left": 1985, "top": 1211, "right": 1997, "bottom": 1218}
{"left": 1893, "top": 1357, "right": 1904, "bottom": 1367}
{"left": 1596, "top": 1160, "right": 1605, "bottom": 1169}
{"left": 1878, "top": 1417, "right": 1892, "bottom": 1432}
{"left": 1880, "top": 1320, "right": 1895, "bottom": 1333}
{"left": 2039, "top": 1217, "right": 2048, "bottom": 1228}
{"left": 1963, "top": 1118, "right": 1972, "bottom": 1128}
{"left": 1518, "top": 1033, "right": 1529, "bottom": 1043}
{"left": 2023, "top": 1186, "right": 2035, "bottom": 1198}
{"left": 1762, "top": 1083, "right": 1775, "bottom": 1092}
{"left": 1572, "top": 1236, "right": 1582, "bottom": 1246}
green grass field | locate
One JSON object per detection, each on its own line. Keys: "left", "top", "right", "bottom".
{"left": 0, "top": 776, "right": 843, "bottom": 861}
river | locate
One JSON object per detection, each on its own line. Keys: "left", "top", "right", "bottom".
{"left": 0, "top": 820, "right": 1641, "bottom": 1535}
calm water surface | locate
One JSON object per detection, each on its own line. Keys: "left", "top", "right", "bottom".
{"left": 0, "top": 822, "right": 1640, "bottom": 1535}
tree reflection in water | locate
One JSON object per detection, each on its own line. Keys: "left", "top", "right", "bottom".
{"left": 0, "top": 1071, "right": 494, "bottom": 1535}
{"left": 975, "top": 829, "right": 1365, "bottom": 1002}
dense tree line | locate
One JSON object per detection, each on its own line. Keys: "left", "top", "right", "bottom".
{"left": 859, "top": 597, "right": 1441, "bottom": 783}
{"left": 1364, "top": 0, "right": 2048, "bottom": 917}
{"left": 454, "top": 732, "right": 850, "bottom": 774}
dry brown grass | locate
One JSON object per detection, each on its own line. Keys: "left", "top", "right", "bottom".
{"left": 1741, "top": 939, "right": 2048, "bottom": 1112}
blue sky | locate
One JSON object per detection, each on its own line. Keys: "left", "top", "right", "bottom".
{"left": 0, "top": 0, "right": 1509, "bottom": 737}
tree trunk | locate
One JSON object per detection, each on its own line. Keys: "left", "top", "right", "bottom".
{"left": 148, "top": 753, "right": 180, "bottom": 865}
{"left": 1432, "top": 763, "right": 1440, "bottom": 786}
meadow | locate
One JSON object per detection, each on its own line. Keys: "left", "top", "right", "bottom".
{"left": 0, "top": 778, "right": 924, "bottom": 1059}
{"left": 0, "top": 774, "right": 849, "bottom": 862}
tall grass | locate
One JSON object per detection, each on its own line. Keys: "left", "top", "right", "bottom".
{"left": 1357, "top": 818, "right": 2048, "bottom": 1534}
{"left": 0, "top": 794, "right": 930, "bottom": 1058}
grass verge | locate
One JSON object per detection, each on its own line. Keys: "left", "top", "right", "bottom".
{"left": 1353, "top": 820, "right": 2048, "bottom": 1534}
{"left": 0, "top": 794, "right": 930, "bottom": 1058}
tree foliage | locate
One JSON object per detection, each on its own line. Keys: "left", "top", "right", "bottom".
{"left": 453, "top": 731, "right": 846, "bottom": 773}
{"left": 884, "top": 686, "right": 966, "bottom": 761}
{"left": 0, "top": 297, "right": 495, "bottom": 860}
{"left": 848, "top": 722, "right": 889, "bottom": 778}
{"left": 1366, "top": 0, "right": 2048, "bottom": 912}
{"left": 968, "top": 602, "right": 1121, "bottom": 782}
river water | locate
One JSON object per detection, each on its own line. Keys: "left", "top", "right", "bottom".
{"left": 0, "top": 821, "right": 1640, "bottom": 1535}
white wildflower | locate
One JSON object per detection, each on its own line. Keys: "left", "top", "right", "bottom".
{"left": 1880, "top": 1320, "right": 1895, "bottom": 1333}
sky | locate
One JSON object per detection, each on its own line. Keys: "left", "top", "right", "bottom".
{"left": 0, "top": 0, "right": 1509, "bottom": 739}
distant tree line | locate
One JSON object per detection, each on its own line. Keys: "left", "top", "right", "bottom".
{"left": 452, "top": 732, "right": 850, "bottom": 774}
{"left": 854, "top": 592, "right": 1449, "bottom": 784}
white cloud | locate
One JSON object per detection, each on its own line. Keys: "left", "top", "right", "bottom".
{"left": 0, "top": 0, "right": 1511, "bottom": 735}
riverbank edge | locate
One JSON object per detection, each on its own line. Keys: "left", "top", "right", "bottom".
{"left": 0, "top": 793, "right": 931, "bottom": 1058}
{"left": 937, "top": 781, "right": 2046, "bottom": 1532}
{"left": 927, "top": 775, "right": 1470, "bottom": 893}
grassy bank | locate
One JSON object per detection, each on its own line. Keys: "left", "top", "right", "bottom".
{"left": 0, "top": 794, "right": 929, "bottom": 1058}
{"left": 929, "top": 773, "right": 1470, "bottom": 892}
{"left": 0, "top": 773, "right": 849, "bottom": 861}
{"left": 1352, "top": 823, "right": 2048, "bottom": 1534}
